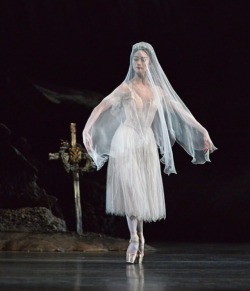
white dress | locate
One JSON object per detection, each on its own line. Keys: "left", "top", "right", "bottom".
{"left": 106, "top": 91, "right": 166, "bottom": 222}
{"left": 83, "top": 82, "right": 216, "bottom": 222}
{"left": 84, "top": 43, "right": 216, "bottom": 223}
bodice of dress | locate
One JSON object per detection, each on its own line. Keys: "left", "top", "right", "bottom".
{"left": 122, "top": 90, "right": 157, "bottom": 133}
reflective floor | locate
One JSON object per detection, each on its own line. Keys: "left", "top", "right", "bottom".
{"left": 0, "top": 243, "right": 250, "bottom": 290}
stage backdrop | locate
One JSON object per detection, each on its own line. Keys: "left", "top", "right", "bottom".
{"left": 0, "top": 0, "right": 249, "bottom": 242}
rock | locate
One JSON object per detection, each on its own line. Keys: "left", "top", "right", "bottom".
{"left": 0, "top": 207, "right": 66, "bottom": 232}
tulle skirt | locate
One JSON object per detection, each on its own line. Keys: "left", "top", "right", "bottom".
{"left": 106, "top": 124, "right": 166, "bottom": 222}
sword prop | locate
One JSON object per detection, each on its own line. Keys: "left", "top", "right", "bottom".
{"left": 49, "top": 123, "right": 94, "bottom": 235}
{"left": 70, "top": 123, "right": 83, "bottom": 235}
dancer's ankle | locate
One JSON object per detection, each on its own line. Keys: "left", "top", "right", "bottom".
{"left": 130, "top": 233, "right": 139, "bottom": 241}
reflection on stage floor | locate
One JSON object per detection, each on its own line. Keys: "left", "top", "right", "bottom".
{"left": 0, "top": 243, "right": 250, "bottom": 290}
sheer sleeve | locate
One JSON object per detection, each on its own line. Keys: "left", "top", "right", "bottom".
{"left": 164, "top": 97, "right": 217, "bottom": 165}
{"left": 83, "top": 83, "right": 129, "bottom": 169}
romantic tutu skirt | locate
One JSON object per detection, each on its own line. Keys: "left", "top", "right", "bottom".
{"left": 106, "top": 124, "right": 166, "bottom": 222}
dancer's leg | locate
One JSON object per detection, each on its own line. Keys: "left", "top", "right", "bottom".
{"left": 137, "top": 219, "right": 143, "bottom": 234}
{"left": 126, "top": 215, "right": 138, "bottom": 237}
{"left": 137, "top": 219, "right": 145, "bottom": 263}
{"left": 126, "top": 216, "right": 139, "bottom": 263}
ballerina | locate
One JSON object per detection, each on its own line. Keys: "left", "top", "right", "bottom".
{"left": 83, "top": 42, "right": 217, "bottom": 264}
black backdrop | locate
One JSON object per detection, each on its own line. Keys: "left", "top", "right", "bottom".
{"left": 1, "top": 0, "right": 250, "bottom": 242}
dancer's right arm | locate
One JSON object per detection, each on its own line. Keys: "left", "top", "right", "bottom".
{"left": 82, "top": 99, "right": 110, "bottom": 152}
{"left": 83, "top": 98, "right": 110, "bottom": 135}
{"left": 83, "top": 83, "right": 129, "bottom": 152}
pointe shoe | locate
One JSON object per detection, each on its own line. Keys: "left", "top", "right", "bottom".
{"left": 138, "top": 232, "right": 145, "bottom": 264}
{"left": 126, "top": 235, "right": 139, "bottom": 264}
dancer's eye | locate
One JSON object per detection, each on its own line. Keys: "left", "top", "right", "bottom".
{"left": 133, "top": 57, "right": 148, "bottom": 63}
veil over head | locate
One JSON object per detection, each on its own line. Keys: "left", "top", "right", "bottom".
{"left": 83, "top": 42, "right": 217, "bottom": 174}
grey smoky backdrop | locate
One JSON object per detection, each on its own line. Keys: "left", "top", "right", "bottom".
{"left": 0, "top": 0, "right": 249, "bottom": 242}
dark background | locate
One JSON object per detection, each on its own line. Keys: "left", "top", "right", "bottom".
{"left": 0, "top": 0, "right": 250, "bottom": 242}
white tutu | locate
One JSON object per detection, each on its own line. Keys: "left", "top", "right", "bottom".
{"left": 106, "top": 122, "right": 166, "bottom": 222}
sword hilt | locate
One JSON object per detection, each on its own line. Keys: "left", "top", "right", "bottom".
{"left": 70, "top": 123, "right": 76, "bottom": 147}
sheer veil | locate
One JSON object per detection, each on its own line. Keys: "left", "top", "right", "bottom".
{"left": 83, "top": 42, "right": 217, "bottom": 174}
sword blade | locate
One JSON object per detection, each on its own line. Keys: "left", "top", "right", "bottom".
{"left": 73, "top": 171, "right": 83, "bottom": 235}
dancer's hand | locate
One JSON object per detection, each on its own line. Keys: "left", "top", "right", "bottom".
{"left": 203, "top": 132, "right": 213, "bottom": 153}
{"left": 85, "top": 132, "right": 93, "bottom": 152}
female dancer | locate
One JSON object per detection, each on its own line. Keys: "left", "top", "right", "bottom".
{"left": 83, "top": 42, "right": 216, "bottom": 264}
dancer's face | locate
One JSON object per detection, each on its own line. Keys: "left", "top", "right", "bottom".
{"left": 132, "top": 50, "right": 150, "bottom": 75}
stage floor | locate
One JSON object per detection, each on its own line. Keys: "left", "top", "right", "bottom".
{"left": 0, "top": 243, "right": 250, "bottom": 290}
